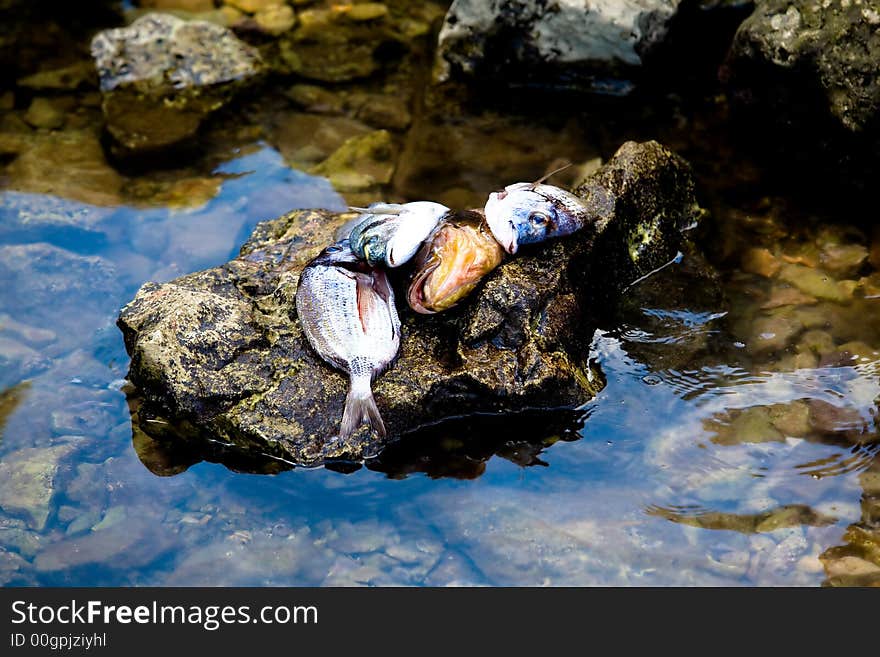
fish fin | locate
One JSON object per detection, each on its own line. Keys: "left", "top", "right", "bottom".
{"left": 340, "top": 381, "right": 386, "bottom": 440}
{"left": 354, "top": 274, "right": 375, "bottom": 334}
{"left": 349, "top": 203, "right": 403, "bottom": 215}
{"left": 354, "top": 270, "right": 395, "bottom": 335}
{"left": 529, "top": 162, "right": 573, "bottom": 189}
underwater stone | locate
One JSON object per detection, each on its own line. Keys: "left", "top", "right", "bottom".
{"left": 90, "top": 12, "right": 263, "bottom": 153}
{"left": 309, "top": 129, "right": 395, "bottom": 193}
{"left": 254, "top": 4, "right": 296, "bottom": 35}
{"left": 777, "top": 264, "right": 847, "bottom": 303}
{"left": 0, "top": 445, "right": 74, "bottom": 530}
{"left": 22, "top": 98, "right": 66, "bottom": 130}
{"left": 118, "top": 140, "right": 703, "bottom": 466}
{"left": 345, "top": 3, "right": 389, "bottom": 22}
{"left": 17, "top": 61, "right": 97, "bottom": 91}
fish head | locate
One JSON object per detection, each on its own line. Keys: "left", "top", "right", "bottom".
{"left": 484, "top": 182, "right": 586, "bottom": 254}
{"left": 385, "top": 201, "right": 451, "bottom": 267}
{"left": 407, "top": 211, "right": 504, "bottom": 314}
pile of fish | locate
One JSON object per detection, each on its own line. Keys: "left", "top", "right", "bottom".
{"left": 296, "top": 173, "right": 594, "bottom": 441}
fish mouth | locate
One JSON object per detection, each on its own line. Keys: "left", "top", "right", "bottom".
{"left": 407, "top": 219, "right": 504, "bottom": 313}
{"left": 486, "top": 216, "right": 518, "bottom": 254}
{"left": 493, "top": 222, "right": 518, "bottom": 254}
{"left": 503, "top": 231, "right": 518, "bottom": 254}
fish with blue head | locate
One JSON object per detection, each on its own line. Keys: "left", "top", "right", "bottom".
{"left": 483, "top": 166, "right": 591, "bottom": 255}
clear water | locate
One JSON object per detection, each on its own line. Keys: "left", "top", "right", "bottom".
{"left": 2, "top": 7, "right": 879, "bottom": 588}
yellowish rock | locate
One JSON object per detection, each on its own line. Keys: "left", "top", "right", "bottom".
{"left": 823, "top": 556, "right": 880, "bottom": 578}
{"left": 768, "top": 401, "right": 811, "bottom": 437}
{"left": 344, "top": 2, "right": 389, "bottom": 21}
{"left": 820, "top": 243, "right": 868, "bottom": 277}
{"left": 220, "top": 5, "right": 245, "bottom": 24}
{"left": 778, "top": 263, "right": 847, "bottom": 302}
{"left": 23, "top": 97, "right": 65, "bottom": 130}
{"left": 761, "top": 285, "right": 816, "bottom": 309}
{"left": 748, "top": 311, "right": 803, "bottom": 352}
{"left": 255, "top": 3, "right": 296, "bottom": 34}
{"left": 836, "top": 340, "right": 879, "bottom": 361}
{"left": 741, "top": 247, "right": 781, "bottom": 278}
{"left": 796, "top": 329, "right": 835, "bottom": 355}
{"left": 707, "top": 406, "right": 785, "bottom": 445}
{"left": 781, "top": 244, "right": 821, "bottom": 268}
{"left": 225, "top": 0, "right": 282, "bottom": 13}
{"left": 861, "top": 470, "right": 880, "bottom": 494}
{"left": 310, "top": 129, "right": 395, "bottom": 192}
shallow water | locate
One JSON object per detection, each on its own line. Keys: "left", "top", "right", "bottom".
{"left": 2, "top": 3, "right": 879, "bottom": 587}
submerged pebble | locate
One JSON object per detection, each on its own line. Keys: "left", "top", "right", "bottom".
{"left": 778, "top": 263, "right": 848, "bottom": 302}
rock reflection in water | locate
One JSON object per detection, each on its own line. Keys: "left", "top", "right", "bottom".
{"left": 130, "top": 385, "right": 586, "bottom": 481}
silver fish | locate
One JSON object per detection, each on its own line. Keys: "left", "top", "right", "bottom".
{"left": 295, "top": 240, "right": 401, "bottom": 440}
{"left": 347, "top": 201, "right": 450, "bottom": 268}
{"left": 484, "top": 169, "right": 590, "bottom": 254}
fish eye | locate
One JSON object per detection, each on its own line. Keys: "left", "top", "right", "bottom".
{"left": 326, "top": 244, "right": 343, "bottom": 253}
{"left": 529, "top": 211, "right": 550, "bottom": 225}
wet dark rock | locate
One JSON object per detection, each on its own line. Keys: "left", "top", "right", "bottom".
{"left": 118, "top": 140, "right": 703, "bottom": 466}
{"left": 724, "top": 0, "right": 880, "bottom": 187}
{"left": 90, "top": 13, "right": 263, "bottom": 153}
{"left": 726, "top": 0, "right": 880, "bottom": 134}
{"left": 436, "top": 0, "right": 684, "bottom": 91}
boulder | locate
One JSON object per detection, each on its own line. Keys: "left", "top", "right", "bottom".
{"left": 117, "top": 140, "right": 703, "bottom": 467}
{"left": 436, "top": 0, "right": 683, "bottom": 90}
{"left": 90, "top": 13, "right": 263, "bottom": 153}
{"left": 725, "top": 0, "right": 880, "bottom": 135}
{"left": 723, "top": 0, "right": 880, "bottom": 185}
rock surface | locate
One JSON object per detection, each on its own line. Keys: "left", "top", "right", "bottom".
{"left": 90, "top": 12, "right": 263, "bottom": 152}
{"left": 118, "top": 140, "right": 703, "bottom": 467}
{"left": 725, "top": 0, "right": 880, "bottom": 134}
{"left": 436, "top": 0, "right": 683, "bottom": 89}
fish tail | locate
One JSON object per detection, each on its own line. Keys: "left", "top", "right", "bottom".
{"left": 340, "top": 376, "right": 386, "bottom": 440}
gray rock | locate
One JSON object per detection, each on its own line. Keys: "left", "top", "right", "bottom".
{"left": 726, "top": 0, "right": 880, "bottom": 134}
{"left": 90, "top": 12, "right": 263, "bottom": 152}
{"left": 118, "top": 140, "right": 702, "bottom": 467}
{"left": 436, "top": 0, "right": 682, "bottom": 89}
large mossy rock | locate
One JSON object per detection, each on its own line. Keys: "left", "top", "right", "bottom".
{"left": 90, "top": 12, "right": 263, "bottom": 153}
{"left": 117, "top": 140, "right": 703, "bottom": 466}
